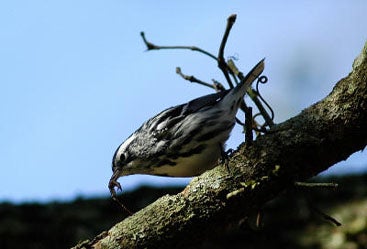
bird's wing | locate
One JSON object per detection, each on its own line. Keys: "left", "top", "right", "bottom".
{"left": 181, "top": 90, "right": 229, "bottom": 114}
{"left": 147, "top": 90, "right": 230, "bottom": 133}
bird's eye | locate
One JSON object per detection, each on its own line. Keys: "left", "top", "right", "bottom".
{"left": 120, "top": 153, "right": 126, "bottom": 162}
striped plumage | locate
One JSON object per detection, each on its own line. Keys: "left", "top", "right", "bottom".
{"left": 109, "top": 59, "right": 264, "bottom": 193}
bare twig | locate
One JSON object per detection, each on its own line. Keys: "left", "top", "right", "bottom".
{"left": 255, "top": 76, "right": 275, "bottom": 125}
{"left": 217, "top": 14, "right": 237, "bottom": 89}
{"left": 140, "top": 32, "right": 218, "bottom": 61}
{"left": 175, "top": 67, "right": 214, "bottom": 88}
{"left": 256, "top": 209, "right": 264, "bottom": 228}
{"left": 176, "top": 67, "right": 228, "bottom": 93}
{"left": 211, "top": 79, "right": 226, "bottom": 92}
{"left": 111, "top": 195, "right": 134, "bottom": 216}
{"left": 310, "top": 204, "right": 342, "bottom": 226}
{"left": 293, "top": 181, "right": 340, "bottom": 226}
{"left": 228, "top": 59, "right": 275, "bottom": 128}
{"left": 244, "top": 106, "right": 254, "bottom": 146}
{"left": 294, "top": 182, "right": 339, "bottom": 189}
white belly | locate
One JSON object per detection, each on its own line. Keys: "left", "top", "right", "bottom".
{"left": 151, "top": 145, "right": 221, "bottom": 177}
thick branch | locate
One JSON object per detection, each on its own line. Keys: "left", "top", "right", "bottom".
{"left": 73, "top": 42, "right": 367, "bottom": 249}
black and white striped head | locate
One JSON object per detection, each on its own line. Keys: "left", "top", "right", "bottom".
{"left": 111, "top": 133, "right": 137, "bottom": 175}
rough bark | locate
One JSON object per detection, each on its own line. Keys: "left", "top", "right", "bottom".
{"left": 72, "top": 41, "right": 367, "bottom": 249}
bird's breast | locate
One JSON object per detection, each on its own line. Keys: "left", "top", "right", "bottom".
{"left": 151, "top": 144, "right": 222, "bottom": 177}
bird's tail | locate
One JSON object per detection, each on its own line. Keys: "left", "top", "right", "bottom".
{"left": 232, "top": 58, "right": 265, "bottom": 96}
{"left": 220, "top": 58, "right": 265, "bottom": 110}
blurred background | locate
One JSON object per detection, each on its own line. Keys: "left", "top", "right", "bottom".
{"left": 0, "top": 1, "right": 366, "bottom": 204}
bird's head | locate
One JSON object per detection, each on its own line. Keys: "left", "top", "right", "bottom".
{"left": 111, "top": 134, "right": 138, "bottom": 176}
{"left": 109, "top": 142, "right": 132, "bottom": 198}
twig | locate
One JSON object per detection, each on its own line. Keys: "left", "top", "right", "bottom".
{"left": 294, "top": 182, "right": 339, "bottom": 189}
{"left": 211, "top": 79, "right": 226, "bottom": 92}
{"left": 310, "top": 204, "right": 342, "bottom": 227}
{"left": 140, "top": 32, "right": 218, "bottom": 61}
{"left": 217, "top": 14, "right": 237, "bottom": 89}
{"left": 228, "top": 59, "right": 275, "bottom": 128}
{"left": 292, "top": 181, "right": 340, "bottom": 226}
{"left": 256, "top": 209, "right": 263, "bottom": 228}
{"left": 112, "top": 195, "right": 134, "bottom": 216}
{"left": 176, "top": 67, "right": 214, "bottom": 88}
{"left": 176, "top": 67, "right": 227, "bottom": 94}
{"left": 255, "top": 76, "right": 275, "bottom": 125}
{"left": 244, "top": 106, "right": 254, "bottom": 145}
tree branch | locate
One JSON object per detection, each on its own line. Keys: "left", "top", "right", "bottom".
{"left": 73, "top": 41, "right": 367, "bottom": 249}
{"left": 140, "top": 32, "right": 218, "bottom": 61}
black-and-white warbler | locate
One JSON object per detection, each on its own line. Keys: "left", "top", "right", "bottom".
{"left": 109, "top": 59, "right": 265, "bottom": 196}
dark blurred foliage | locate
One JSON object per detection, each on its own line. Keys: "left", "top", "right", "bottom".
{"left": 0, "top": 187, "right": 182, "bottom": 249}
{"left": 1, "top": 174, "right": 367, "bottom": 249}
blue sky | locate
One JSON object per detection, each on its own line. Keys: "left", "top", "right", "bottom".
{"left": 1, "top": 1, "right": 366, "bottom": 203}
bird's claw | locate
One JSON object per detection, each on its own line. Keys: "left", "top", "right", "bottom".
{"left": 219, "top": 144, "right": 234, "bottom": 174}
{"left": 220, "top": 148, "right": 235, "bottom": 164}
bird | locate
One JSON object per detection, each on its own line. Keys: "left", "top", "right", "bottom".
{"left": 109, "top": 59, "right": 265, "bottom": 197}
